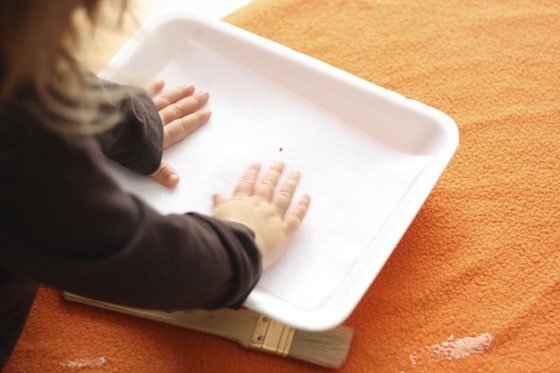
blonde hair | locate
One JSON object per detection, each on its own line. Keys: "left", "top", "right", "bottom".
{"left": 0, "top": 0, "right": 133, "bottom": 135}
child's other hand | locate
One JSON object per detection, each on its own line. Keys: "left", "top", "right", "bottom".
{"left": 148, "top": 80, "right": 211, "bottom": 188}
{"left": 212, "top": 162, "right": 311, "bottom": 270}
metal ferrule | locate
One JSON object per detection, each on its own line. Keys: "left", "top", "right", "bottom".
{"left": 249, "top": 314, "right": 296, "bottom": 356}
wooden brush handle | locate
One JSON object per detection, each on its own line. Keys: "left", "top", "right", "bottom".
{"left": 62, "top": 292, "right": 258, "bottom": 347}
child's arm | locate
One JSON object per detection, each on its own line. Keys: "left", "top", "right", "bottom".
{"left": 94, "top": 82, "right": 164, "bottom": 175}
{"left": 95, "top": 81, "right": 210, "bottom": 188}
{"left": 0, "top": 107, "right": 261, "bottom": 310}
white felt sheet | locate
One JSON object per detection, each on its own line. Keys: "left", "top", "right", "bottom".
{"left": 108, "top": 42, "right": 432, "bottom": 310}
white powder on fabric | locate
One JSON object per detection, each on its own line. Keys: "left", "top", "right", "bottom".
{"left": 409, "top": 353, "right": 417, "bottom": 367}
{"left": 62, "top": 357, "right": 106, "bottom": 369}
{"left": 409, "top": 332, "right": 493, "bottom": 368}
{"left": 431, "top": 333, "right": 493, "bottom": 360}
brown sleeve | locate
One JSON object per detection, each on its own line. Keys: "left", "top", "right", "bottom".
{"left": 0, "top": 108, "right": 262, "bottom": 310}
{"left": 94, "top": 83, "right": 163, "bottom": 175}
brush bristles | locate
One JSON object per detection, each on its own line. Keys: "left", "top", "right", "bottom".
{"left": 288, "top": 326, "right": 353, "bottom": 368}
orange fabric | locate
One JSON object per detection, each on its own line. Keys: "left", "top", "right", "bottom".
{"left": 6, "top": 0, "right": 560, "bottom": 372}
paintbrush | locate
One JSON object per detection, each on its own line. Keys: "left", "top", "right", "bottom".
{"left": 62, "top": 292, "right": 353, "bottom": 368}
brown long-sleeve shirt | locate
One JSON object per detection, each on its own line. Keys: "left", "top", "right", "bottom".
{"left": 0, "top": 88, "right": 262, "bottom": 367}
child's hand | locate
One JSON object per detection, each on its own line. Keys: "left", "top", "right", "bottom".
{"left": 212, "top": 162, "right": 311, "bottom": 269}
{"left": 148, "top": 81, "right": 211, "bottom": 188}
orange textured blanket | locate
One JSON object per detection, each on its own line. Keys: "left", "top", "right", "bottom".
{"left": 6, "top": 1, "right": 560, "bottom": 372}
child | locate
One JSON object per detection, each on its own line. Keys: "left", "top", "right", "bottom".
{"left": 0, "top": 0, "right": 310, "bottom": 367}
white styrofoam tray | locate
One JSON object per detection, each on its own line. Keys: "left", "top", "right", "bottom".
{"left": 100, "top": 10, "right": 459, "bottom": 331}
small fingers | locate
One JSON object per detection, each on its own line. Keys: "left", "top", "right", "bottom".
{"left": 163, "top": 109, "right": 211, "bottom": 149}
{"left": 283, "top": 195, "right": 311, "bottom": 235}
{"left": 212, "top": 193, "right": 228, "bottom": 208}
{"left": 253, "top": 162, "right": 285, "bottom": 200}
{"left": 233, "top": 163, "right": 262, "bottom": 197}
{"left": 159, "top": 90, "right": 209, "bottom": 125}
{"left": 151, "top": 160, "right": 180, "bottom": 188}
{"left": 153, "top": 84, "right": 196, "bottom": 111}
{"left": 146, "top": 80, "right": 165, "bottom": 97}
{"left": 271, "top": 170, "right": 301, "bottom": 214}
